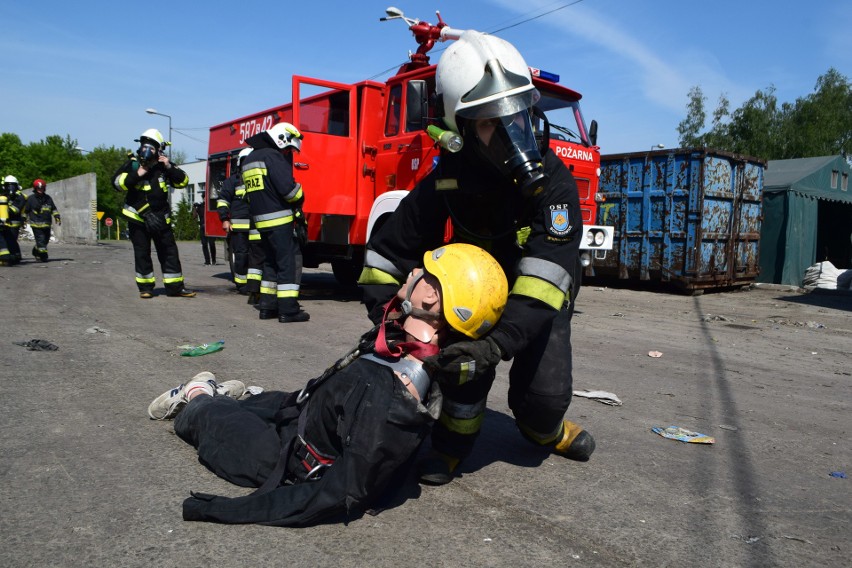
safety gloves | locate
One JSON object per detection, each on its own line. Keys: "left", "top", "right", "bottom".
{"left": 424, "top": 335, "right": 503, "bottom": 384}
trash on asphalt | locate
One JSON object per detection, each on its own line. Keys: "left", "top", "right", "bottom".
{"left": 574, "top": 389, "right": 623, "bottom": 406}
{"left": 648, "top": 350, "right": 663, "bottom": 358}
{"left": 652, "top": 426, "right": 715, "bottom": 444}
{"left": 13, "top": 339, "right": 59, "bottom": 351}
{"left": 829, "top": 471, "right": 846, "bottom": 479}
{"left": 181, "top": 340, "right": 225, "bottom": 357}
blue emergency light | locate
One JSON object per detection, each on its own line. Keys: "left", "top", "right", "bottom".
{"left": 529, "top": 67, "right": 560, "bottom": 83}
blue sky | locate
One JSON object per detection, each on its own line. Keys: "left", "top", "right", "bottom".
{"left": 2, "top": 0, "right": 849, "bottom": 162}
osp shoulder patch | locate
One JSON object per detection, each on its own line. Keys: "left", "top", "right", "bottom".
{"left": 547, "top": 204, "right": 573, "bottom": 237}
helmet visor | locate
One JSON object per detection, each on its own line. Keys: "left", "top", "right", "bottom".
{"left": 471, "top": 110, "right": 541, "bottom": 175}
{"left": 138, "top": 144, "right": 158, "bottom": 163}
{"left": 456, "top": 89, "right": 540, "bottom": 121}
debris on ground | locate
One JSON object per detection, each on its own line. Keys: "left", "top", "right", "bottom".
{"left": 13, "top": 339, "right": 59, "bottom": 351}
{"left": 652, "top": 426, "right": 715, "bottom": 444}
{"left": 180, "top": 340, "right": 225, "bottom": 357}
{"left": 829, "top": 471, "right": 846, "bottom": 479}
{"left": 574, "top": 389, "right": 623, "bottom": 406}
{"left": 648, "top": 350, "right": 663, "bottom": 358}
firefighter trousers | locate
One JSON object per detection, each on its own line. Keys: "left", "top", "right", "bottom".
{"left": 432, "top": 302, "right": 575, "bottom": 460}
{"left": 129, "top": 222, "right": 187, "bottom": 294}
{"left": 245, "top": 232, "right": 264, "bottom": 295}
{"left": 32, "top": 227, "right": 51, "bottom": 260}
{"left": 228, "top": 230, "right": 250, "bottom": 290}
{"left": 259, "top": 224, "right": 303, "bottom": 315}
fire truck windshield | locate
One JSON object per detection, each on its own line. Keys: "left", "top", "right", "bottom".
{"left": 534, "top": 93, "right": 591, "bottom": 147}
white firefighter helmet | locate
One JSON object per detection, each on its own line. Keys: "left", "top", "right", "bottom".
{"left": 435, "top": 31, "right": 539, "bottom": 134}
{"left": 237, "top": 147, "right": 253, "bottom": 166}
{"left": 265, "top": 122, "right": 303, "bottom": 152}
{"left": 3, "top": 175, "right": 19, "bottom": 185}
{"left": 137, "top": 128, "right": 165, "bottom": 149}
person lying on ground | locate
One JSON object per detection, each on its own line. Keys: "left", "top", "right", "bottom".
{"left": 147, "top": 243, "right": 508, "bottom": 526}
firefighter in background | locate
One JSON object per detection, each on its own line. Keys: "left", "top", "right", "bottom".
{"left": 359, "top": 31, "right": 595, "bottom": 485}
{"left": 192, "top": 194, "right": 217, "bottom": 265}
{"left": 0, "top": 175, "right": 26, "bottom": 265}
{"left": 24, "top": 179, "right": 61, "bottom": 262}
{"left": 112, "top": 128, "right": 196, "bottom": 299}
{"left": 217, "top": 147, "right": 252, "bottom": 293}
{"left": 241, "top": 122, "right": 308, "bottom": 322}
{"left": 147, "top": 244, "right": 508, "bottom": 526}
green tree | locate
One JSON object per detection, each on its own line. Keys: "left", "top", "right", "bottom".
{"left": 677, "top": 68, "right": 852, "bottom": 160}
{"left": 171, "top": 197, "right": 199, "bottom": 241}
{"left": 677, "top": 86, "right": 706, "bottom": 147}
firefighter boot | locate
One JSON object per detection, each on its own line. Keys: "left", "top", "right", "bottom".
{"left": 418, "top": 451, "right": 461, "bottom": 486}
{"left": 246, "top": 292, "right": 260, "bottom": 305}
{"left": 553, "top": 420, "right": 596, "bottom": 462}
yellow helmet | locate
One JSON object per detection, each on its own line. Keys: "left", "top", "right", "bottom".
{"left": 423, "top": 243, "right": 508, "bottom": 339}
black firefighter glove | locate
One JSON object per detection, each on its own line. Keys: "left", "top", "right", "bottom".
{"left": 424, "top": 336, "right": 503, "bottom": 384}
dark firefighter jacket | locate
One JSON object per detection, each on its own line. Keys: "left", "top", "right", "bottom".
{"left": 216, "top": 172, "right": 251, "bottom": 231}
{"left": 240, "top": 139, "right": 303, "bottom": 232}
{"left": 112, "top": 159, "right": 189, "bottom": 224}
{"left": 7, "top": 190, "right": 26, "bottom": 228}
{"left": 182, "top": 353, "right": 442, "bottom": 526}
{"left": 24, "top": 192, "right": 60, "bottom": 228}
{"left": 360, "top": 147, "right": 582, "bottom": 360}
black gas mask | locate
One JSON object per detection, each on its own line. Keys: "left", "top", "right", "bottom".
{"left": 137, "top": 143, "right": 160, "bottom": 167}
{"left": 464, "top": 110, "right": 548, "bottom": 196}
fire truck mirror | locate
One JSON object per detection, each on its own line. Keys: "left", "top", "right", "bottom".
{"left": 406, "top": 80, "right": 429, "bottom": 132}
{"left": 589, "top": 119, "right": 598, "bottom": 147}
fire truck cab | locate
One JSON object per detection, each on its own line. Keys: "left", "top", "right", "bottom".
{"left": 205, "top": 9, "right": 613, "bottom": 286}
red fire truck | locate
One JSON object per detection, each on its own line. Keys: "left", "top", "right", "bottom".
{"left": 205, "top": 8, "right": 613, "bottom": 286}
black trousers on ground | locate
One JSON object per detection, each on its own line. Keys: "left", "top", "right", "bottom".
{"left": 259, "top": 224, "right": 303, "bottom": 315}
{"left": 129, "top": 222, "right": 186, "bottom": 294}
{"left": 174, "top": 393, "right": 290, "bottom": 488}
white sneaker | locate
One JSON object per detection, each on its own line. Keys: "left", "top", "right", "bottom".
{"left": 147, "top": 372, "right": 217, "bottom": 420}
{"left": 216, "top": 380, "right": 247, "bottom": 400}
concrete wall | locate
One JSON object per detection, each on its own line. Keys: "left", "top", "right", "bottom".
{"left": 46, "top": 173, "right": 98, "bottom": 244}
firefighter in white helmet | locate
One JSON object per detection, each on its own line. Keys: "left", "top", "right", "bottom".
{"left": 0, "top": 175, "right": 26, "bottom": 265}
{"left": 148, "top": 243, "right": 508, "bottom": 525}
{"left": 113, "top": 128, "right": 196, "bottom": 298}
{"left": 360, "top": 31, "right": 594, "bottom": 485}
{"left": 216, "top": 147, "right": 254, "bottom": 294}
{"left": 241, "top": 122, "right": 309, "bottom": 322}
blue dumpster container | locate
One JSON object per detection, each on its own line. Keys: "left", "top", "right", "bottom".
{"left": 596, "top": 148, "right": 765, "bottom": 291}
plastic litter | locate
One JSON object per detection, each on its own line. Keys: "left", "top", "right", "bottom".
{"left": 574, "top": 389, "right": 623, "bottom": 406}
{"left": 180, "top": 340, "right": 225, "bottom": 357}
{"left": 829, "top": 471, "right": 846, "bottom": 479}
{"left": 648, "top": 351, "right": 663, "bottom": 358}
{"left": 14, "top": 339, "right": 59, "bottom": 351}
{"left": 652, "top": 426, "right": 715, "bottom": 444}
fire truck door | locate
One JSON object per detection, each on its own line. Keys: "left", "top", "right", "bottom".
{"left": 293, "top": 76, "right": 358, "bottom": 216}
{"left": 375, "top": 81, "right": 434, "bottom": 194}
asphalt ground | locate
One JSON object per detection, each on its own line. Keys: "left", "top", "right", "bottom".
{"left": 0, "top": 241, "right": 849, "bottom": 567}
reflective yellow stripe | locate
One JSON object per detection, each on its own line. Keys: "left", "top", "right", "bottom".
{"left": 242, "top": 166, "right": 266, "bottom": 193}
{"left": 438, "top": 412, "right": 484, "bottom": 435}
{"left": 435, "top": 178, "right": 458, "bottom": 191}
{"left": 276, "top": 290, "right": 298, "bottom": 298}
{"left": 255, "top": 214, "right": 293, "bottom": 229}
{"left": 512, "top": 275, "right": 565, "bottom": 310}
{"left": 458, "top": 361, "right": 473, "bottom": 385}
{"left": 135, "top": 275, "right": 156, "bottom": 284}
{"left": 357, "top": 266, "right": 401, "bottom": 286}
{"left": 163, "top": 275, "right": 184, "bottom": 284}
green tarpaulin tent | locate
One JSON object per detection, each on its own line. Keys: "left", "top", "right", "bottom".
{"left": 758, "top": 155, "right": 852, "bottom": 286}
